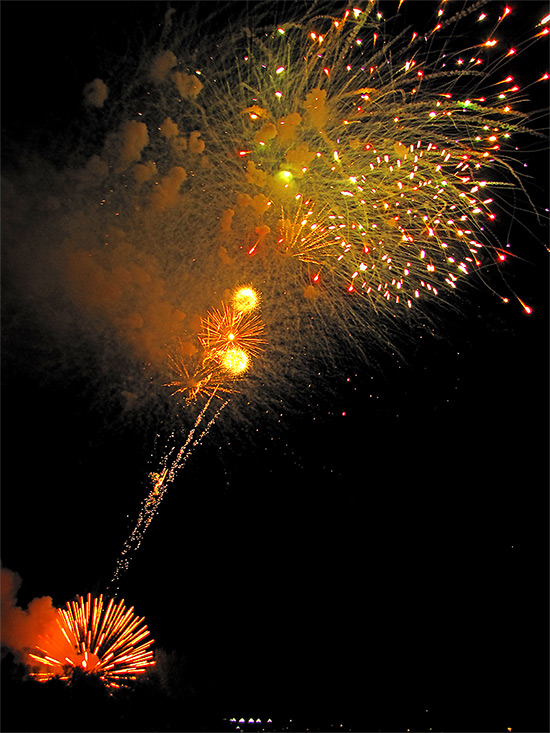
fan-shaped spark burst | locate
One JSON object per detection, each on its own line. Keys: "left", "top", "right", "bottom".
{"left": 166, "top": 342, "right": 237, "bottom": 402}
{"left": 28, "top": 594, "right": 154, "bottom": 689}
{"left": 276, "top": 197, "right": 341, "bottom": 267}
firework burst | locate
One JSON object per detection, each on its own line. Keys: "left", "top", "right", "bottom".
{"left": 165, "top": 287, "right": 266, "bottom": 402}
{"left": 200, "top": 303, "right": 266, "bottom": 360}
{"left": 26, "top": 0, "right": 543, "bottom": 404}
{"left": 232, "top": 285, "right": 261, "bottom": 312}
{"left": 1, "top": 7, "right": 546, "bottom": 712}
{"left": 28, "top": 594, "right": 154, "bottom": 689}
{"left": 166, "top": 342, "right": 234, "bottom": 402}
{"left": 276, "top": 197, "right": 341, "bottom": 267}
{"left": 202, "top": 1, "right": 547, "bottom": 317}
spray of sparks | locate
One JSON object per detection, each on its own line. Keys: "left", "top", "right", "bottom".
{"left": 47, "top": 0, "right": 546, "bottom": 403}
{"left": 161, "top": 0, "right": 546, "bottom": 321}
{"left": 28, "top": 594, "right": 154, "bottom": 689}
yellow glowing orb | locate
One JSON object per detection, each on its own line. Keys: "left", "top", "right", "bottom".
{"left": 232, "top": 287, "right": 259, "bottom": 313}
{"left": 221, "top": 346, "right": 249, "bottom": 374}
{"left": 274, "top": 169, "right": 295, "bottom": 191}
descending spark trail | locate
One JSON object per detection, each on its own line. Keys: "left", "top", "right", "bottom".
{"left": 109, "top": 391, "right": 229, "bottom": 593}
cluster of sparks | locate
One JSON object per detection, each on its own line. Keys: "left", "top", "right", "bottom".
{"left": 166, "top": 286, "right": 266, "bottom": 403}
{"left": 28, "top": 594, "right": 154, "bottom": 688}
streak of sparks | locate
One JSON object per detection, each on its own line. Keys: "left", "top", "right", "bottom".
{"left": 109, "top": 391, "right": 229, "bottom": 591}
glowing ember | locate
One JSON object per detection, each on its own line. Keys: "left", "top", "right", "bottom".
{"left": 221, "top": 346, "right": 250, "bottom": 374}
{"left": 232, "top": 286, "right": 260, "bottom": 313}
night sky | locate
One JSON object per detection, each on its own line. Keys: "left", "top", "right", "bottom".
{"left": 1, "top": 2, "right": 549, "bottom": 732}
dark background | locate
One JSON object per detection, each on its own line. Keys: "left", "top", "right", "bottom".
{"left": 2, "top": 2, "right": 548, "bottom": 732}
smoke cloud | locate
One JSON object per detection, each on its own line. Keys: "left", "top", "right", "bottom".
{"left": 83, "top": 78, "right": 109, "bottom": 109}
{"left": 0, "top": 566, "right": 59, "bottom": 668}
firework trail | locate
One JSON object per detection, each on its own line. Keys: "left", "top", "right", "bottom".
{"left": 109, "top": 287, "right": 266, "bottom": 591}
{"left": 27, "top": 593, "right": 154, "bottom": 688}
{"left": 108, "top": 391, "right": 228, "bottom": 592}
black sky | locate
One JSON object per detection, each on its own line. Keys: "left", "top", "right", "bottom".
{"left": 1, "top": 2, "right": 549, "bottom": 732}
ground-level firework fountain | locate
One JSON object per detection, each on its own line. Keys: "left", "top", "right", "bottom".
{"left": 27, "top": 594, "right": 155, "bottom": 689}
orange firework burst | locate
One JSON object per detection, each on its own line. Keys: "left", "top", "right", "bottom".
{"left": 199, "top": 302, "right": 266, "bottom": 361}
{"left": 220, "top": 345, "right": 250, "bottom": 374}
{"left": 165, "top": 291, "right": 266, "bottom": 402}
{"left": 28, "top": 594, "right": 155, "bottom": 689}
